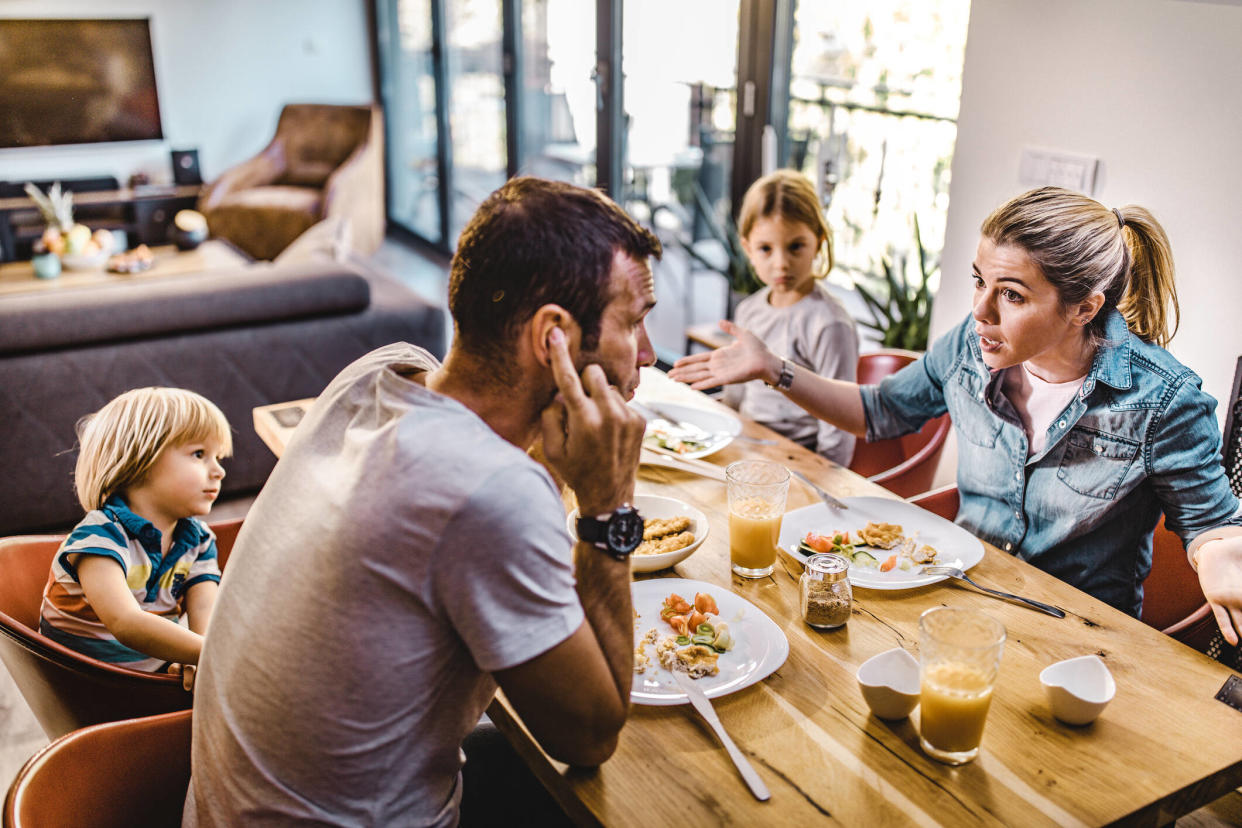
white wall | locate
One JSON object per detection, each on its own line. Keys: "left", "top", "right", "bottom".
{"left": 935, "top": 0, "right": 1242, "bottom": 415}
{"left": 0, "top": 1, "right": 374, "bottom": 186}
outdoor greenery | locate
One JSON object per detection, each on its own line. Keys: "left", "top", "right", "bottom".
{"left": 853, "top": 216, "right": 936, "bottom": 351}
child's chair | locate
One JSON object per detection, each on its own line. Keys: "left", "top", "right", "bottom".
{"left": 3, "top": 709, "right": 192, "bottom": 828}
{"left": 0, "top": 518, "right": 242, "bottom": 739}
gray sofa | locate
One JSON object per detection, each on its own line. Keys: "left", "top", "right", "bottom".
{"left": 0, "top": 257, "right": 445, "bottom": 535}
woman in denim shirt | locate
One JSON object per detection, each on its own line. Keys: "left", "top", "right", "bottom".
{"left": 672, "top": 187, "right": 1242, "bottom": 641}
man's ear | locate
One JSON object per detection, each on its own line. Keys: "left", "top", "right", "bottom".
{"left": 1072, "top": 291, "right": 1107, "bottom": 327}
{"left": 530, "top": 304, "right": 579, "bottom": 367}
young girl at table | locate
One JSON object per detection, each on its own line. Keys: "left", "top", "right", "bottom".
{"left": 39, "top": 387, "right": 231, "bottom": 690}
{"left": 672, "top": 186, "right": 1242, "bottom": 641}
{"left": 722, "top": 169, "right": 859, "bottom": 466}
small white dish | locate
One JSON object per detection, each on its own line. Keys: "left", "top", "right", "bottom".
{"left": 1040, "top": 654, "right": 1115, "bottom": 726}
{"left": 567, "top": 493, "right": 708, "bottom": 573}
{"left": 857, "top": 647, "right": 921, "bottom": 720}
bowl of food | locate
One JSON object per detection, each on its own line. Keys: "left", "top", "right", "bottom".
{"left": 568, "top": 493, "right": 708, "bottom": 573}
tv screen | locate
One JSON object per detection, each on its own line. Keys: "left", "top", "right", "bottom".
{"left": 0, "top": 18, "right": 164, "bottom": 150}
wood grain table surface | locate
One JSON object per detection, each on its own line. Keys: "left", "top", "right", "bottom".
{"left": 254, "top": 367, "right": 1242, "bottom": 827}
{"left": 0, "top": 239, "right": 248, "bottom": 296}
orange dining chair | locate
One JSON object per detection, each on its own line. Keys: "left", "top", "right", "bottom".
{"left": 3, "top": 708, "right": 192, "bottom": 828}
{"left": 907, "top": 485, "right": 1215, "bottom": 650}
{"left": 0, "top": 519, "right": 241, "bottom": 740}
{"left": 853, "top": 350, "right": 952, "bottom": 498}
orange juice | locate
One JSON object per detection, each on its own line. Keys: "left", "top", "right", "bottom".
{"left": 919, "top": 662, "right": 995, "bottom": 754}
{"left": 729, "top": 496, "right": 782, "bottom": 572}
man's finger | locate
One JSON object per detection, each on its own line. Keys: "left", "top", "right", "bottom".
{"left": 546, "top": 327, "right": 588, "bottom": 408}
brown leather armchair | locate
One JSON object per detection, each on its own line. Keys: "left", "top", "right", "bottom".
{"left": 199, "top": 103, "right": 385, "bottom": 261}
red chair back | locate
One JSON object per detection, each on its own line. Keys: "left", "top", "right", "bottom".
{"left": 3, "top": 709, "right": 192, "bottom": 828}
{"left": 907, "top": 485, "right": 961, "bottom": 523}
{"left": 853, "top": 350, "right": 952, "bottom": 498}
{"left": 0, "top": 519, "right": 241, "bottom": 740}
{"left": 1141, "top": 514, "right": 1215, "bottom": 651}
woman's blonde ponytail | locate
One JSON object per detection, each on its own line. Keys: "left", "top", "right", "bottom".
{"left": 1115, "top": 206, "right": 1179, "bottom": 347}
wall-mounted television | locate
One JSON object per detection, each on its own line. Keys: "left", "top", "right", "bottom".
{"left": 0, "top": 18, "right": 164, "bottom": 150}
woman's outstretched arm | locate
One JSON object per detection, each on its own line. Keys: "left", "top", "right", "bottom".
{"left": 668, "top": 319, "right": 868, "bottom": 437}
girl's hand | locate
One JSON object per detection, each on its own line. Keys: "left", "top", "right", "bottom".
{"left": 168, "top": 662, "right": 197, "bottom": 692}
{"left": 1196, "top": 537, "right": 1242, "bottom": 645}
{"left": 668, "top": 320, "right": 780, "bottom": 390}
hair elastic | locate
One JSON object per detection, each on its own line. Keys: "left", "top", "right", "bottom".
{"left": 1112, "top": 207, "right": 1125, "bottom": 229}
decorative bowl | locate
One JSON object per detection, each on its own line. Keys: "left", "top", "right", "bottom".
{"left": 1040, "top": 654, "right": 1115, "bottom": 725}
{"left": 857, "top": 647, "right": 921, "bottom": 720}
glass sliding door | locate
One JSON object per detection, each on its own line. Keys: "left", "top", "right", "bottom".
{"left": 787, "top": 1, "right": 970, "bottom": 286}
{"left": 444, "top": 0, "right": 507, "bottom": 242}
{"left": 620, "top": 0, "right": 740, "bottom": 227}
{"left": 377, "top": 0, "right": 444, "bottom": 244}
{"left": 516, "top": 0, "right": 597, "bottom": 187}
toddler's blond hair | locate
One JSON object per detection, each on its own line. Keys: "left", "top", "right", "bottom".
{"left": 74, "top": 388, "right": 233, "bottom": 512}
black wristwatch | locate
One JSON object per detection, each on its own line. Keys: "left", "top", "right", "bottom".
{"left": 577, "top": 504, "right": 644, "bottom": 561}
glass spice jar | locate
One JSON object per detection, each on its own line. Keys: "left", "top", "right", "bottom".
{"left": 800, "top": 553, "right": 852, "bottom": 629}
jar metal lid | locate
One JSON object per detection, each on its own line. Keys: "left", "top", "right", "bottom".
{"left": 804, "top": 552, "right": 849, "bottom": 582}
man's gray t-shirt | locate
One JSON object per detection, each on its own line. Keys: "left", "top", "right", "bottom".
{"left": 726, "top": 282, "right": 859, "bottom": 464}
{"left": 184, "top": 343, "right": 584, "bottom": 827}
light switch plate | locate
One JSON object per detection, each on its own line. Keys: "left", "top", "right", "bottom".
{"left": 1018, "top": 147, "right": 1099, "bottom": 195}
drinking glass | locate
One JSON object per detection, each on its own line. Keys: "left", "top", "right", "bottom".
{"left": 917, "top": 606, "right": 1006, "bottom": 765}
{"left": 725, "top": 460, "right": 790, "bottom": 578}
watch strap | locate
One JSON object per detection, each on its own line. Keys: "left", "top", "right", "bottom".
{"left": 766, "top": 358, "right": 794, "bottom": 391}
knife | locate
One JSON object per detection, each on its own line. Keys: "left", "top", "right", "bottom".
{"left": 672, "top": 670, "right": 771, "bottom": 801}
{"left": 790, "top": 469, "right": 849, "bottom": 511}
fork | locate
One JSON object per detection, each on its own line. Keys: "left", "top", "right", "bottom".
{"left": 921, "top": 565, "right": 1066, "bottom": 618}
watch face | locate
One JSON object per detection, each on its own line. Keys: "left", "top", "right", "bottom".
{"left": 607, "top": 508, "right": 645, "bottom": 554}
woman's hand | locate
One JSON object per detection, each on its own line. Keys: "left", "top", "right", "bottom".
{"left": 668, "top": 320, "right": 779, "bottom": 390}
{"left": 1196, "top": 537, "right": 1242, "bottom": 645}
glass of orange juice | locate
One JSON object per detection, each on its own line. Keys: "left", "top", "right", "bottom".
{"left": 725, "top": 460, "right": 790, "bottom": 578}
{"left": 917, "top": 606, "right": 1006, "bottom": 765}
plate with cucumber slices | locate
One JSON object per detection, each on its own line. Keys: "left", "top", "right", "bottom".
{"left": 778, "top": 497, "right": 985, "bottom": 590}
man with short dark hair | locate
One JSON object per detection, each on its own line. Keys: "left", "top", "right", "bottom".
{"left": 184, "top": 178, "right": 662, "bottom": 826}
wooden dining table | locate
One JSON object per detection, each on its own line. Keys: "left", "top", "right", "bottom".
{"left": 253, "top": 367, "right": 1242, "bottom": 827}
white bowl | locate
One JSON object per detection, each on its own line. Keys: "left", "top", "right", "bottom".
{"left": 857, "top": 647, "right": 921, "bottom": 720}
{"left": 60, "top": 250, "right": 109, "bottom": 271}
{"left": 1040, "top": 654, "right": 1115, "bottom": 726}
{"left": 567, "top": 493, "right": 708, "bottom": 573}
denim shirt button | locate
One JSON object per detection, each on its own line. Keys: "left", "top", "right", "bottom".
{"left": 1004, "top": 542, "right": 1013, "bottom": 551}
{"left": 1014, "top": 510, "right": 1021, "bottom": 520}
{"left": 1057, "top": 419, "right": 1066, "bottom": 428}
{"left": 1014, "top": 471, "right": 1021, "bottom": 480}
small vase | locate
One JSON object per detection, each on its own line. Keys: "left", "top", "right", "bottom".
{"left": 32, "top": 252, "right": 61, "bottom": 280}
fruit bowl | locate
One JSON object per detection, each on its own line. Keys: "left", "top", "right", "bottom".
{"left": 60, "top": 250, "right": 110, "bottom": 271}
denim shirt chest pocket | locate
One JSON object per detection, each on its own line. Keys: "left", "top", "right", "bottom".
{"left": 948, "top": 368, "right": 1001, "bottom": 448}
{"left": 1056, "top": 426, "right": 1141, "bottom": 500}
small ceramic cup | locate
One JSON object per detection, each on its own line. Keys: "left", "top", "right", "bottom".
{"left": 1039, "top": 654, "right": 1116, "bottom": 726}
{"left": 857, "top": 647, "right": 921, "bottom": 720}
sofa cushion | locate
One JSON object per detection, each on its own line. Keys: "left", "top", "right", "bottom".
{"left": 0, "top": 262, "right": 370, "bottom": 356}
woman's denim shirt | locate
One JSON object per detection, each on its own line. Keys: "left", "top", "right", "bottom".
{"left": 860, "top": 309, "right": 1241, "bottom": 616}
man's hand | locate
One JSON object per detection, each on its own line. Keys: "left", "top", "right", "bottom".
{"left": 539, "top": 327, "right": 645, "bottom": 515}
{"left": 1197, "top": 537, "right": 1242, "bottom": 646}
{"left": 668, "top": 320, "right": 780, "bottom": 391}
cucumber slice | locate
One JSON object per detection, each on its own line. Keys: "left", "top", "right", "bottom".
{"left": 851, "top": 549, "right": 879, "bottom": 568}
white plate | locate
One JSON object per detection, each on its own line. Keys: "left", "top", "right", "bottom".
{"left": 631, "top": 577, "right": 789, "bottom": 706}
{"left": 778, "top": 496, "right": 985, "bottom": 590}
{"left": 567, "top": 494, "right": 709, "bottom": 573}
{"left": 634, "top": 400, "right": 743, "bottom": 459}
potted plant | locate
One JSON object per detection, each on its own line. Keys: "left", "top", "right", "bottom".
{"left": 853, "top": 216, "right": 937, "bottom": 352}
